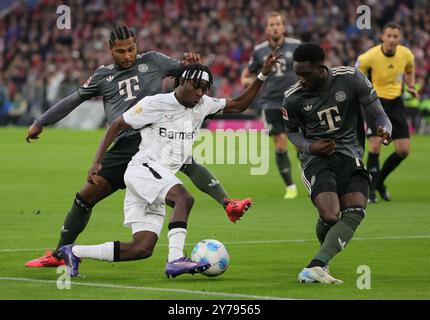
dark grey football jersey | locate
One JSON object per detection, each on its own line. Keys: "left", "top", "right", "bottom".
{"left": 78, "top": 51, "right": 180, "bottom": 138}
{"left": 283, "top": 67, "right": 378, "bottom": 168}
{"left": 248, "top": 37, "right": 300, "bottom": 109}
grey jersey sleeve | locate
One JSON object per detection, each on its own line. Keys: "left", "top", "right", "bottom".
{"left": 35, "top": 91, "right": 85, "bottom": 127}
{"left": 153, "top": 52, "right": 181, "bottom": 77}
{"left": 248, "top": 50, "right": 262, "bottom": 74}
{"left": 282, "top": 96, "right": 311, "bottom": 153}
{"left": 77, "top": 67, "right": 105, "bottom": 99}
{"left": 363, "top": 98, "right": 393, "bottom": 135}
{"left": 354, "top": 69, "right": 378, "bottom": 106}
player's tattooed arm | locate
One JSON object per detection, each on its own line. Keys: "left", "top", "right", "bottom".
{"left": 224, "top": 47, "right": 282, "bottom": 113}
{"left": 26, "top": 92, "right": 85, "bottom": 143}
{"left": 87, "top": 115, "right": 130, "bottom": 185}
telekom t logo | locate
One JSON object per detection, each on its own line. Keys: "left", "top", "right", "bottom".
{"left": 317, "top": 106, "right": 341, "bottom": 132}
{"left": 118, "top": 76, "right": 140, "bottom": 101}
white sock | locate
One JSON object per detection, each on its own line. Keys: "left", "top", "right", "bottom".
{"left": 72, "top": 242, "right": 114, "bottom": 262}
{"left": 167, "top": 228, "right": 187, "bottom": 262}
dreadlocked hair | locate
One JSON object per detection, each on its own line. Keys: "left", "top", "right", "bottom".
{"left": 109, "top": 26, "right": 136, "bottom": 48}
{"left": 174, "top": 64, "right": 213, "bottom": 89}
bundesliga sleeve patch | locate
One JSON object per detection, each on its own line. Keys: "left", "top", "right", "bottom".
{"left": 282, "top": 107, "right": 289, "bottom": 121}
{"left": 82, "top": 75, "right": 93, "bottom": 88}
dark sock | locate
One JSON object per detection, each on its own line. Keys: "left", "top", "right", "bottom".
{"left": 307, "top": 259, "right": 326, "bottom": 268}
{"left": 367, "top": 152, "right": 380, "bottom": 192}
{"left": 180, "top": 160, "right": 228, "bottom": 205}
{"left": 113, "top": 241, "right": 120, "bottom": 262}
{"left": 378, "top": 152, "right": 406, "bottom": 187}
{"left": 316, "top": 218, "right": 332, "bottom": 245}
{"left": 311, "top": 207, "right": 365, "bottom": 266}
{"left": 275, "top": 151, "right": 293, "bottom": 186}
{"left": 54, "top": 193, "right": 93, "bottom": 257}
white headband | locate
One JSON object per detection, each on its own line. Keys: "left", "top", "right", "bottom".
{"left": 181, "top": 70, "right": 210, "bottom": 82}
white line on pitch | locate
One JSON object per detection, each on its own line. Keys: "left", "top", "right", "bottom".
{"left": 1, "top": 234, "right": 430, "bottom": 253}
{"left": 0, "top": 277, "right": 293, "bottom": 300}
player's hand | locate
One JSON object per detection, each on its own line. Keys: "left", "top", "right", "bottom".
{"left": 26, "top": 123, "right": 43, "bottom": 143}
{"left": 376, "top": 126, "right": 392, "bottom": 146}
{"left": 309, "top": 139, "right": 336, "bottom": 157}
{"left": 261, "top": 47, "right": 283, "bottom": 75}
{"left": 87, "top": 162, "right": 102, "bottom": 185}
{"left": 182, "top": 52, "right": 202, "bottom": 65}
{"left": 407, "top": 86, "right": 420, "bottom": 99}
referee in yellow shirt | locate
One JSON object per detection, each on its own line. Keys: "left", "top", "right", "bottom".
{"left": 357, "top": 22, "right": 419, "bottom": 203}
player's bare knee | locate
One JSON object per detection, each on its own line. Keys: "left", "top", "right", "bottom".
{"left": 180, "top": 193, "right": 194, "bottom": 211}
{"left": 79, "top": 179, "right": 113, "bottom": 206}
{"left": 319, "top": 211, "right": 339, "bottom": 225}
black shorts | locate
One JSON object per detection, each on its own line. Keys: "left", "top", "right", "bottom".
{"left": 302, "top": 153, "right": 370, "bottom": 200}
{"left": 262, "top": 109, "right": 285, "bottom": 135}
{"left": 98, "top": 134, "right": 141, "bottom": 190}
{"left": 365, "top": 96, "right": 409, "bottom": 139}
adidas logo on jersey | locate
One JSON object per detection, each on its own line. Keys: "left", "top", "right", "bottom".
{"left": 106, "top": 75, "right": 114, "bottom": 82}
{"left": 304, "top": 104, "right": 313, "bottom": 111}
{"left": 388, "top": 64, "right": 394, "bottom": 69}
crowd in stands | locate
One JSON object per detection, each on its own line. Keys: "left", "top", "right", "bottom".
{"left": 1, "top": 0, "right": 430, "bottom": 131}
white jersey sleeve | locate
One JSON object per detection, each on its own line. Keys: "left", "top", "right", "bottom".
{"left": 123, "top": 97, "right": 162, "bottom": 129}
{"left": 201, "top": 95, "right": 226, "bottom": 116}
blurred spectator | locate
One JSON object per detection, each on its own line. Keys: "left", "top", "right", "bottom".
{"left": 1, "top": 0, "right": 429, "bottom": 125}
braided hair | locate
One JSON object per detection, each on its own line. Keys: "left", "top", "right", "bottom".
{"left": 174, "top": 64, "right": 213, "bottom": 89}
{"left": 109, "top": 26, "right": 136, "bottom": 48}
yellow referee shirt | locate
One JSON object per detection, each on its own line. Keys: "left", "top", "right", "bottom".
{"left": 356, "top": 44, "right": 415, "bottom": 100}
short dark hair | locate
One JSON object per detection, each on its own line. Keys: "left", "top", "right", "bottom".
{"left": 293, "top": 43, "right": 325, "bottom": 64}
{"left": 265, "top": 11, "right": 285, "bottom": 27}
{"left": 109, "top": 26, "right": 136, "bottom": 48}
{"left": 174, "top": 64, "right": 213, "bottom": 89}
{"left": 382, "top": 22, "right": 402, "bottom": 32}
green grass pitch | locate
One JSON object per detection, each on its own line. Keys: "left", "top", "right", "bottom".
{"left": 0, "top": 127, "right": 429, "bottom": 300}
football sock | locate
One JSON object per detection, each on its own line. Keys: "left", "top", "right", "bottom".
{"left": 378, "top": 152, "right": 406, "bottom": 187}
{"left": 275, "top": 150, "right": 293, "bottom": 186}
{"left": 309, "top": 207, "right": 365, "bottom": 266}
{"left": 180, "top": 160, "right": 228, "bottom": 205}
{"left": 72, "top": 241, "right": 115, "bottom": 261}
{"left": 167, "top": 222, "right": 187, "bottom": 262}
{"left": 54, "top": 193, "right": 92, "bottom": 258}
{"left": 367, "top": 152, "right": 380, "bottom": 192}
{"left": 316, "top": 218, "right": 332, "bottom": 245}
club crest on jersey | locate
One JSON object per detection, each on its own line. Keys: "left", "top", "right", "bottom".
{"left": 281, "top": 107, "right": 289, "bottom": 120}
{"left": 304, "top": 104, "right": 313, "bottom": 111}
{"left": 138, "top": 63, "right": 149, "bottom": 73}
{"left": 335, "top": 91, "right": 346, "bottom": 102}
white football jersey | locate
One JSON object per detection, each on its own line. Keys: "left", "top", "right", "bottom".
{"left": 123, "top": 92, "right": 226, "bottom": 173}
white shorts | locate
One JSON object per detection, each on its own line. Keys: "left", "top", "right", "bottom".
{"left": 123, "top": 160, "right": 182, "bottom": 236}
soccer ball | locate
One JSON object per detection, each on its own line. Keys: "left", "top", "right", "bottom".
{"left": 191, "top": 239, "right": 230, "bottom": 277}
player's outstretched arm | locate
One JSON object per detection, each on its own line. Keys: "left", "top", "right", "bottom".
{"left": 87, "top": 115, "right": 130, "bottom": 184}
{"left": 365, "top": 98, "right": 393, "bottom": 146}
{"left": 240, "top": 67, "right": 256, "bottom": 89}
{"left": 223, "top": 47, "right": 282, "bottom": 113}
{"left": 26, "top": 91, "right": 85, "bottom": 143}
